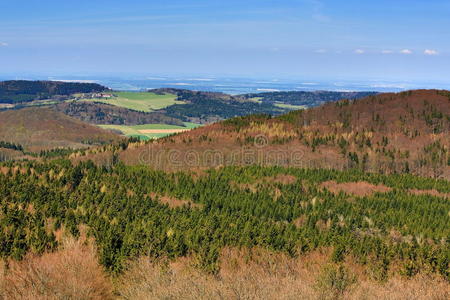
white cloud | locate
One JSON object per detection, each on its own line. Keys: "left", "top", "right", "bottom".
{"left": 354, "top": 49, "right": 365, "bottom": 54}
{"left": 381, "top": 50, "right": 393, "bottom": 54}
{"left": 400, "top": 49, "right": 412, "bottom": 54}
{"left": 424, "top": 49, "right": 439, "bottom": 56}
{"left": 315, "top": 49, "right": 327, "bottom": 54}
{"left": 0, "top": 42, "right": 8, "bottom": 47}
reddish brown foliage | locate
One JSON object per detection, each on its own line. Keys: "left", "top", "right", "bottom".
{"left": 112, "top": 90, "right": 449, "bottom": 179}
{"left": 409, "top": 189, "right": 450, "bottom": 199}
{"left": 0, "top": 238, "right": 113, "bottom": 300}
{"left": 149, "top": 192, "right": 202, "bottom": 209}
{"left": 0, "top": 107, "right": 121, "bottom": 151}
{"left": 321, "top": 180, "right": 392, "bottom": 197}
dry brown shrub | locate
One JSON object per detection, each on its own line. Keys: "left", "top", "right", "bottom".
{"left": 409, "top": 189, "right": 450, "bottom": 199}
{"left": 350, "top": 274, "right": 450, "bottom": 300}
{"left": 117, "top": 247, "right": 450, "bottom": 300}
{"left": 0, "top": 238, "right": 113, "bottom": 300}
{"left": 321, "top": 180, "right": 392, "bottom": 197}
{"left": 293, "top": 215, "right": 307, "bottom": 227}
{"left": 149, "top": 192, "right": 202, "bottom": 209}
{"left": 117, "top": 248, "right": 319, "bottom": 300}
{"left": 271, "top": 174, "right": 297, "bottom": 185}
{"left": 1, "top": 244, "right": 448, "bottom": 299}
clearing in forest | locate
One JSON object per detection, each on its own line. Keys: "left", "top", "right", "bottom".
{"left": 81, "top": 91, "right": 184, "bottom": 112}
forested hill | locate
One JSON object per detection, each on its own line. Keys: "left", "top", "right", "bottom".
{"left": 116, "top": 89, "right": 450, "bottom": 178}
{"left": 242, "top": 90, "right": 378, "bottom": 106}
{"left": 0, "top": 80, "right": 108, "bottom": 104}
{"left": 0, "top": 107, "right": 121, "bottom": 151}
{"left": 53, "top": 101, "right": 185, "bottom": 126}
{"left": 149, "top": 88, "right": 376, "bottom": 123}
{"left": 151, "top": 88, "right": 377, "bottom": 106}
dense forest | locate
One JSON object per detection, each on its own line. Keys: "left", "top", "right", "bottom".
{"left": 0, "top": 80, "right": 108, "bottom": 104}
{"left": 0, "top": 160, "right": 448, "bottom": 281}
{"left": 242, "top": 91, "right": 378, "bottom": 106}
{"left": 152, "top": 88, "right": 287, "bottom": 123}
{"left": 151, "top": 88, "right": 375, "bottom": 123}
{"left": 161, "top": 97, "right": 286, "bottom": 123}
{"left": 118, "top": 90, "right": 449, "bottom": 179}
{"left": 53, "top": 101, "right": 185, "bottom": 126}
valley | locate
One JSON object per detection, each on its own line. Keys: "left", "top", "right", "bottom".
{"left": 0, "top": 81, "right": 449, "bottom": 299}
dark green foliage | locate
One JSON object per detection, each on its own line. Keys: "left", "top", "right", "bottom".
{"left": 0, "top": 162, "right": 449, "bottom": 280}
{"left": 0, "top": 80, "right": 108, "bottom": 104}
{"left": 162, "top": 98, "right": 281, "bottom": 122}
{"left": 53, "top": 102, "right": 184, "bottom": 126}
{"left": 243, "top": 91, "right": 377, "bottom": 106}
{"left": 0, "top": 141, "right": 23, "bottom": 152}
{"left": 223, "top": 114, "right": 272, "bottom": 131}
{"left": 152, "top": 89, "right": 378, "bottom": 124}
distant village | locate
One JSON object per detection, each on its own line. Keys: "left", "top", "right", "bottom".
{"left": 73, "top": 92, "right": 115, "bottom": 100}
{"left": 90, "top": 92, "right": 114, "bottom": 99}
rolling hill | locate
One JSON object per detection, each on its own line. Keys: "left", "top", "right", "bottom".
{"left": 53, "top": 101, "right": 185, "bottom": 126}
{"left": 1, "top": 89, "right": 449, "bottom": 298}
{"left": 0, "top": 107, "right": 122, "bottom": 152}
{"left": 0, "top": 80, "right": 108, "bottom": 104}
{"left": 151, "top": 88, "right": 377, "bottom": 124}
{"left": 116, "top": 89, "right": 450, "bottom": 178}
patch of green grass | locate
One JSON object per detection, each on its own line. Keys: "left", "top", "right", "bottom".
{"left": 274, "top": 102, "right": 307, "bottom": 110}
{"left": 81, "top": 92, "right": 184, "bottom": 112}
{"left": 98, "top": 125, "right": 140, "bottom": 136}
{"left": 246, "top": 97, "right": 263, "bottom": 103}
{"left": 131, "top": 123, "right": 193, "bottom": 130}
{"left": 98, "top": 122, "right": 202, "bottom": 140}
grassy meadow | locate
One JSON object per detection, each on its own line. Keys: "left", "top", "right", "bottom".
{"left": 274, "top": 102, "right": 307, "bottom": 110}
{"left": 82, "top": 91, "right": 185, "bottom": 112}
{"left": 99, "top": 122, "right": 201, "bottom": 140}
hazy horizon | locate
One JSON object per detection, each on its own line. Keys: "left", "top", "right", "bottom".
{"left": 1, "top": 0, "right": 449, "bottom": 84}
{"left": 1, "top": 73, "right": 449, "bottom": 94}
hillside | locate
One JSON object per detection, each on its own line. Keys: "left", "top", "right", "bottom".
{"left": 116, "top": 90, "right": 449, "bottom": 178}
{"left": 53, "top": 101, "right": 185, "bottom": 126}
{"left": 0, "top": 80, "right": 108, "bottom": 104}
{"left": 0, "top": 161, "right": 449, "bottom": 298}
{"left": 150, "top": 88, "right": 376, "bottom": 124}
{"left": 1, "top": 81, "right": 377, "bottom": 129}
{"left": 242, "top": 90, "right": 378, "bottom": 106}
{"left": 0, "top": 90, "right": 449, "bottom": 298}
{"left": 0, "top": 107, "right": 121, "bottom": 152}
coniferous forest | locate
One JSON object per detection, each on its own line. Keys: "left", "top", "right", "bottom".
{"left": 1, "top": 160, "right": 448, "bottom": 282}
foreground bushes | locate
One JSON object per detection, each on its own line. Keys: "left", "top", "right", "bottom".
{"left": 0, "top": 238, "right": 112, "bottom": 300}
{"left": 1, "top": 242, "right": 449, "bottom": 299}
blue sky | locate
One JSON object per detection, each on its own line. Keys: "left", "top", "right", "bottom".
{"left": 0, "top": 0, "right": 449, "bottom": 82}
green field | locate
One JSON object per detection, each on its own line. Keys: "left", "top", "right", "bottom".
{"left": 99, "top": 122, "right": 201, "bottom": 140}
{"left": 274, "top": 102, "right": 307, "bottom": 110}
{"left": 246, "top": 97, "right": 263, "bottom": 103}
{"left": 82, "top": 91, "right": 184, "bottom": 112}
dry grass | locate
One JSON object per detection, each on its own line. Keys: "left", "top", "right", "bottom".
{"left": 149, "top": 192, "right": 203, "bottom": 209}
{"left": 0, "top": 237, "right": 113, "bottom": 300}
{"left": 1, "top": 244, "right": 448, "bottom": 299}
{"left": 117, "top": 248, "right": 318, "bottom": 300}
{"left": 117, "top": 247, "right": 450, "bottom": 300}
{"left": 409, "top": 189, "right": 450, "bottom": 199}
{"left": 321, "top": 180, "right": 392, "bottom": 197}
